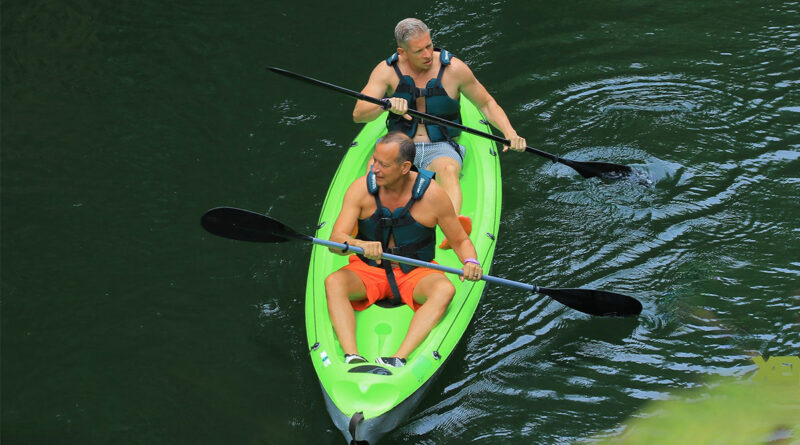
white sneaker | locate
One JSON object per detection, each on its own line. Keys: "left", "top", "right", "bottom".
{"left": 376, "top": 357, "right": 406, "bottom": 368}
{"left": 345, "top": 354, "right": 367, "bottom": 364}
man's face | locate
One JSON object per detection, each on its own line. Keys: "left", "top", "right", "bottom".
{"left": 371, "top": 141, "right": 409, "bottom": 186}
{"left": 400, "top": 32, "right": 434, "bottom": 71}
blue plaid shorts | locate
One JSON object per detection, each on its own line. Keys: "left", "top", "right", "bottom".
{"left": 413, "top": 141, "right": 465, "bottom": 169}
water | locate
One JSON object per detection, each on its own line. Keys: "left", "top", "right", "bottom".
{"left": 2, "top": 1, "right": 799, "bottom": 443}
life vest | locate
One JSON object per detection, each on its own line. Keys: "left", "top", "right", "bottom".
{"left": 385, "top": 49, "right": 462, "bottom": 143}
{"left": 356, "top": 168, "right": 436, "bottom": 273}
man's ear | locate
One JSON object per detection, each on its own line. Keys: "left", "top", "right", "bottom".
{"left": 401, "top": 160, "right": 412, "bottom": 174}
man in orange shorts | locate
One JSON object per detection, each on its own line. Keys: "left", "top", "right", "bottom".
{"left": 325, "top": 131, "right": 483, "bottom": 368}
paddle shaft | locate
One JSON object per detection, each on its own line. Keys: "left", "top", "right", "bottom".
{"left": 268, "top": 67, "right": 558, "bottom": 158}
{"left": 201, "top": 207, "right": 643, "bottom": 316}
{"left": 310, "top": 236, "right": 539, "bottom": 293}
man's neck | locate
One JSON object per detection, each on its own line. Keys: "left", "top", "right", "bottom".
{"left": 400, "top": 59, "right": 434, "bottom": 78}
{"left": 381, "top": 172, "right": 415, "bottom": 197}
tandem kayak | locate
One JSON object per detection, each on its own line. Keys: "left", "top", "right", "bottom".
{"left": 304, "top": 97, "right": 501, "bottom": 444}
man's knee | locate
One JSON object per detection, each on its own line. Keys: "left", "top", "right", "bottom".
{"left": 325, "top": 271, "right": 349, "bottom": 299}
{"left": 426, "top": 278, "right": 455, "bottom": 306}
{"left": 326, "top": 270, "right": 366, "bottom": 305}
{"left": 437, "top": 161, "right": 460, "bottom": 179}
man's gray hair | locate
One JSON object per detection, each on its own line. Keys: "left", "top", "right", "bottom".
{"left": 380, "top": 131, "right": 416, "bottom": 165}
{"left": 394, "top": 18, "right": 430, "bottom": 48}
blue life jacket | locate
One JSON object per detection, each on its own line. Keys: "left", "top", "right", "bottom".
{"left": 385, "top": 49, "right": 462, "bottom": 143}
{"left": 356, "top": 168, "right": 436, "bottom": 273}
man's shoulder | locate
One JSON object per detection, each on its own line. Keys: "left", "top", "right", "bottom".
{"left": 345, "top": 175, "right": 370, "bottom": 197}
{"left": 351, "top": 174, "right": 369, "bottom": 187}
{"left": 368, "top": 60, "right": 396, "bottom": 81}
{"left": 444, "top": 56, "right": 478, "bottom": 92}
{"left": 446, "top": 56, "right": 472, "bottom": 77}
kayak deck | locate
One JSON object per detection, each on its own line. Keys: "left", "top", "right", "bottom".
{"left": 305, "top": 97, "right": 501, "bottom": 442}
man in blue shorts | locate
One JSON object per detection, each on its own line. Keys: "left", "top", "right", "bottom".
{"left": 353, "top": 17, "right": 526, "bottom": 248}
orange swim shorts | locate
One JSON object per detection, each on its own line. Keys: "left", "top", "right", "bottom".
{"left": 342, "top": 256, "right": 444, "bottom": 311}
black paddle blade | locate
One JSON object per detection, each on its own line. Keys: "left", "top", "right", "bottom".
{"left": 539, "top": 287, "right": 643, "bottom": 316}
{"left": 561, "top": 158, "right": 634, "bottom": 180}
{"left": 201, "top": 207, "right": 310, "bottom": 243}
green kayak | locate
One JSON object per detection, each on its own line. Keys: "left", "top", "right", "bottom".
{"left": 304, "top": 97, "right": 501, "bottom": 444}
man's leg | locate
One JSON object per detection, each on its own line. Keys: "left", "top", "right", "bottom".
{"left": 324, "top": 269, "right": 367, "bottom": 356}
{"left": 426, "top": 156, "right": 471, "bottom": 249}
{"left": 393, "top": 273, "right": 455, "bottom": 359}
{"left": 426, "top": 156, "right": 462, "bottom": 214}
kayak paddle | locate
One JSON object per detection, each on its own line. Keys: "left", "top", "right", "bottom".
{"left": 201, "top": 207, "right": 643, "bottom": 317}
{"left": 266, "top": 66, "right": 635, "bottom": 180}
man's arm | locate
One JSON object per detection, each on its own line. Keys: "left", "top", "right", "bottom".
{"left": 454, "top": 59, "right": 526, "bottom": 152}
{"left": 329, "top": 178, "right": 384, "bottom": 263}
{"left": 353, "top": 63, "right": 392, "bottom": 123}
{"left": 430, "top": 186, "right": 484, "bottom": 281}
{"left": 353, "top": 62, "right": 412, "bottom": 123}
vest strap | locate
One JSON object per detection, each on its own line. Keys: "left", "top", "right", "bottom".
{"left": 436, "top": 60, "right": 447, "bottom": 81}
{"left": 391, "top": 62, "right": 405, "bottom": 85}
{"left": 381, "top": 262, "right": 404, "bottom": 306}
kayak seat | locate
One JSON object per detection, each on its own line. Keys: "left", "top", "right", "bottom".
{"left": 348, "top": 365, "right": 393, "bottom": 375}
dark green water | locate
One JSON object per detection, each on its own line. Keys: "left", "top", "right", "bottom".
{"left": 2, "top": 1, "right": 798, "bottom": 443}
